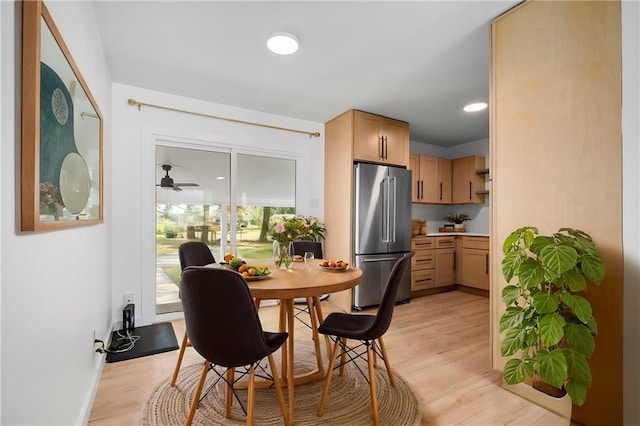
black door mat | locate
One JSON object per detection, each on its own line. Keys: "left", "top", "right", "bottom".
{"left": 106, "top": 322, "right": 179, "bottom": 363}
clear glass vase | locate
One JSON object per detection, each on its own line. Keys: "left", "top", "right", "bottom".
{"left": 273, "top": 241, "right": 293, "bottom": 270}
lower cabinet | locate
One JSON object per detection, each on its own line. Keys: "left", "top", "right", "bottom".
{"left": 411, "top": 235, "right": 490, "bottom": 293}
{"left": 434, "top": 236, "right": 456, "bottom": 287}
{"left": 461, "top": 237, "right": 490, "bottom": 290}
{"left": 411, "top": 237, "right": 435, "bottom": 290}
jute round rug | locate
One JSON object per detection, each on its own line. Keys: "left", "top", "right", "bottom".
{"left": 142, "top": 341, "right": 421, "bottom": 425}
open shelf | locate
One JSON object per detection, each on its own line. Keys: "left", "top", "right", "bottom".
{"left": 475, "top": 168, "right": 490, "bottom": 174}
{"left": 476, "top": 189, "right": 489, "bottom": 195}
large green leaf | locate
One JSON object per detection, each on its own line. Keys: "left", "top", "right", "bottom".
{"left": 503, "top": 231, "right": 523, "bottom": 254}
{"left": 530, "top": 236, "right": 554, "bottom": 255}
{"left": 503, "top": 358, "right": 533, "bottom": 385}
{"left": 586, "top": 316, "right": 599, "bottom": 335}
{"left": 500, "top": 306, "right": 525, "bottom": 332}
{"left": 580, "top": 254, "right": 606, "bottom": 285}
{"left": 565, "top": 323, "right": 595, "bottom": 357}
{"left": 564, "top": 349, "right": 592, "bottom": 387}
{"left": 565, "top": 379, "right": 588, "bottom": 406}
{"left": 502, "top": 252, "right": 521, "bottom": 283}
{"left": 518, "top": 258, "right": 545, "bottom": 288}
{"left": 564, "top": 269, "right": 587, "bottom": 292}
{"left": 560, "top": 292, "right": 593, "bottom": 324}
{"left": 501, "top": 327, "right": 527, "bottom": 357}
{"left": 540, "top": 245, "right": 578, "bottom": 275}
{"left": 502, "top": 285, "right": 521, "bottom": 306}
{"left": 539, "top": 313, "right": 566, "bottom": 347}
{"left": 535, "top": 349, "right": 567, "bottom": 389}
{"left": 531, "top": 292, "right": 559, "bottom": 314}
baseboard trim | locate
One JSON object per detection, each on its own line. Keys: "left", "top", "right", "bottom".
{"left": 77, "top": 329, "right": 110, "bottom": 425}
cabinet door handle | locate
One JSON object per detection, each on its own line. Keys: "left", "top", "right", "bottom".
{"left": 384, "top": 136, "right": 388, "bottom": 159}
{"left": 453, "top": 252, "right": 456, "bottom": 270}
{"left": 416, "top": 180, "right": 421, "bottom": 199}
{"left": 379, "top": 136, "right": 384, "bottom": 159}
{"left": 469, "top": 181, "right": 472, "bottom": 200}
{"left": 485, "top": 253, "right": 489, "bottom": 275}
{"left": 420, "top": 180, "right": 424, "bottom": 199}
{"left": 439, "top": 182, "right": 443, "bottom": 200}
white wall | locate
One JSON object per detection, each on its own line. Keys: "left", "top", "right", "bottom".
{"left": 622, "top": 1, "right": 640, "bottom": 424}
{"left": 0, "top": 1, "right": 112, "bottom": 424}
{"left": 110, "top": 83, "right": 324, "bottom": 327}
{"left": 409, "top": 138, "right": 490, "bottom": 234}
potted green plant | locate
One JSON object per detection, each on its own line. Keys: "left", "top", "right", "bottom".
{"left": 499, "top": 226, "right": 606, "bottom": 406}
{"left": 444, "top": 212, "right": 471, "bottom": 229}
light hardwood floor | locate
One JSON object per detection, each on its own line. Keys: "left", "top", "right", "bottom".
{"left": 89, "top": 291, "right": 568, "bottom": 425}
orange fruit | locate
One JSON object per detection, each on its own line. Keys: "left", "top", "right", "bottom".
{"left": 241, "top": 271, "right": 249, "bottom": 277}
{"left": 328, "top": 261, "right": 336, "bottom": 268}
{"left": 238, "top": 264, "right": 247, "bottom": 273}
{"left": 247, "top": 267, "right": 256, "bottom": 276}
{"left": 224, "top": 253, "right": 234, "bottom": 262}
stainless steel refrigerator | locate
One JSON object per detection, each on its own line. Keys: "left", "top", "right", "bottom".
{"left": 353, "top": 162, "right": 412, "bottom": 310}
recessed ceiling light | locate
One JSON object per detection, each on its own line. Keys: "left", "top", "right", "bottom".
{"left": 216, "top": 176, "right": 225, "bottom": 180}
{"left": 267, "top": 32, "right": 299, "bottom": 55}
{"left": 463, "top": 102, "right": 488, "bottom": 112}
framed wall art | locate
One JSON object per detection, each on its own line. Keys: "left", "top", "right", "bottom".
{"left": 21, "top": 0, "right": 103, "bottom": 231}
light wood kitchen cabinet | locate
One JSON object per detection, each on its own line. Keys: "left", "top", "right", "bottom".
{"left": 410, "top": 237, "right": 435, "bottom": 291}
{"left": 452, "top": 155, "right": 486, "bottom": 204}
{"left": 408, "top": 154, "right": 451, "bottom": 204}
{"left": 461, "top": 237, "right": 489, "bottom": 290}
{"left": 353, "top": 110, "right": 409, "bottom": 167}
{"left": 434, "top": 236, "right": 456, "bottom": 287}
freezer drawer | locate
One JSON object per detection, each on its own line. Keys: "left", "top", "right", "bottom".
{"left": 353, "top": 253, "right": 411, "bottom": 310}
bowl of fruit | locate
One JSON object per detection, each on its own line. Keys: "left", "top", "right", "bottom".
{"left": 226, "top": 255, "right": 271, "bottom": 281}
{"left": 318, "top": 260, "right": 349, "bottom": 271}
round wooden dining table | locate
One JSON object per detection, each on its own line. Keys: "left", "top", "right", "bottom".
{"left": 244, "top": 260, "right": 363, "bottom": 422}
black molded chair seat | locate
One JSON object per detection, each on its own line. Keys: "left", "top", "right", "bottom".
{"left": 317, "top": 313, "right": 376, "bottom": 340}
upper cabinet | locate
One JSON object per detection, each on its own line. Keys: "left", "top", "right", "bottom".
{"left": 410, "top": 153, "right": 485, "bottom": 205}
{"left": 353, "top": 110, "right": 409, "bottom": 167}
{"left": 409, "top": 154, "right": 451, "bottom": 204}
{"left": 452, "top": 155, "right": 486, "bottom": 204}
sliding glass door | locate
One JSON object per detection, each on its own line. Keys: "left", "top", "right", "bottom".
{"left": 155, "top": 146, "right": 296, "bottom": 315}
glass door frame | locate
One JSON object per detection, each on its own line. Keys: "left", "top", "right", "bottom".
{"left": 142, "top": 133, "right": 306, "bottom": 323}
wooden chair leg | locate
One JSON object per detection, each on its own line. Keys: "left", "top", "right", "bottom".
{"left": 279, "top": 302, "right": 287, "bottom": 379}
{"left": 225, "top": 368, "right": 234, "bottom": 418}
{"left": 247, "top": 365, "right": 255, "bottom": 426}
{"left": 268, "top": 354, "right": 290, "bottom": 426}
{"left": 339, "top": 337, "right": 347, "bottom": 376}
{"left": 171, "top": 331, "right": 190, "bottom": 387}
{"left": 254, "top": 298, "right": 261, "bottom": 312}
{"left": 317, "top": 339, "right": 341, "bottom": 417}
{"left": 367, "top": 343, "right": 380, "bottom": 426}
{"left": 185, "top": 361, "right": 209, "bottom": 426}
{"left": 377, "top": 336, "right": 395, "bottom": 387}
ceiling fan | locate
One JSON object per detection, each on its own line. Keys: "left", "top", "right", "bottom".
{"left": 157, "top": 164, "right": 199, "bottom": 191}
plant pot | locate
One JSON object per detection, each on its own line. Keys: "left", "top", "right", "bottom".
{"left": 532, "top": 375, "right": 567, "bottom": 399}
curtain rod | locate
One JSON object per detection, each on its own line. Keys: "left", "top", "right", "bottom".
{"left": 127, "top": 98, "right": 321, "bottom": 138}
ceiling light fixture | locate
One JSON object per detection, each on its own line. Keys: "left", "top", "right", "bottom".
{"left": 216, "top": 176, "right": 225, "bottom": 180}
{"left": 266, "top": 32, "right": 299, "bottom": 55}
{"left": 463, "top": 102, "right": 488, "bottom": 112}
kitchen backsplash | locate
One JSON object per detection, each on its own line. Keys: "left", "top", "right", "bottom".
{"left": 411, "top": 203, "right": 489, "bottom": 234}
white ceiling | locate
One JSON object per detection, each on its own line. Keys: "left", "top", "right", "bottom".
{"left": 93, "top": 1, "right": 519, "bottom": 146}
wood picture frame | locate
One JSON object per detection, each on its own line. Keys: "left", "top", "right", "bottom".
{"left": 21, "top": 0, "right": 103, "bottom": 231}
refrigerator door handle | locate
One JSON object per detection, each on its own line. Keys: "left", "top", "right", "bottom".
{"left": 382, "top": 176, "right": 391, "bottom": 243}
{"left": 362, "top": 257, "right": 399, "bottom": 263}
{"left": 390, "top": 176, "right": 397, "bottom": 242}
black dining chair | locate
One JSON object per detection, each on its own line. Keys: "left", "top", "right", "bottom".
{"left": 181, "top": 266, "right": 290, "bottom": 426}
{"left": 316, "top": 252, "right": 414, "bottom": 426}
{"left": 170, "top": 241, "right": 216, "bottom": 387}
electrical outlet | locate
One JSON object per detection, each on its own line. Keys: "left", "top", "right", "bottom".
{"left": 123, "top": 293, "right": 134, "bottom": 306}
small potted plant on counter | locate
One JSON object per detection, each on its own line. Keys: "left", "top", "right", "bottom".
{"left": 499, "top": 226, "right": 606, "bottom": 406}
{"left": 444, "top": 212, "right": 471, "bottom": 230}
